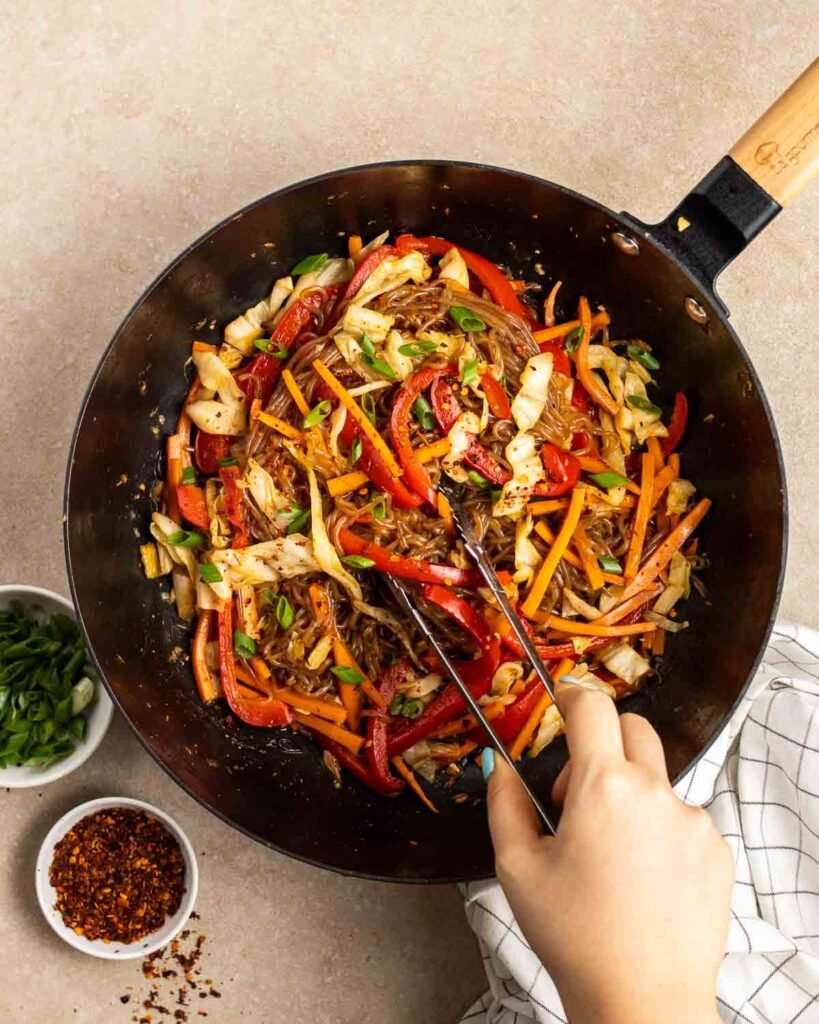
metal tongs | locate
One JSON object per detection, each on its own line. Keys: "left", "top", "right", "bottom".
{"left": 385, "top": 477, "right": 559, "bottom": 833}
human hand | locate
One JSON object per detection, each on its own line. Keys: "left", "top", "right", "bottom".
{"left": 485, "top": 684, "right": 733, "bottom": 1024}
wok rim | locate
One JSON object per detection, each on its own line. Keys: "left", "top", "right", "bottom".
{"left": 63, "top": 158, "right": 788, "bottom": 883}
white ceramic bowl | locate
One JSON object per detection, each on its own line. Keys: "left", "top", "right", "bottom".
{"left": 36, "top": 796, "right": 199, "bottom": 959}
{"left": 0, "top": 584, "right": 113, "bottom": 787}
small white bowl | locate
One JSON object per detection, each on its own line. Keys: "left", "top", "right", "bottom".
{"left": 36, "top": 796, "right": 199, "bottom": 959}
{"left": 0, "top": 584, "right": 113, "bottom": 788}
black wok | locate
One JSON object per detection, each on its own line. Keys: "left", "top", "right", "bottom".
{"left": 65, "top": 62, "right": 818, "bottom": 881}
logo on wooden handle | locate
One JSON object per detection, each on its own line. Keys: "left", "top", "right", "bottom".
{"left": 754, "top": 115, "right": 819, "bottom": 176}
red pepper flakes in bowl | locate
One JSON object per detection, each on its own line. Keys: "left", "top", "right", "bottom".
{"left": 49, "top": 807, "right": 185, "bottom": 944}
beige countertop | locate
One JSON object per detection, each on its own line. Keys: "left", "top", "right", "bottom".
{"left": 2, "top": 3, "right": 817, "bottom": 1022}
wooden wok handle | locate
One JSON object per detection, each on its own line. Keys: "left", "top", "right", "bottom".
{"left": 729, "top": 58, "right": 819, "bottom": 207}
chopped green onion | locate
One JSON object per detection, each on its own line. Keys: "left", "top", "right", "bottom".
{"left": 389, "top": 694, "right": 405, "bottom": 716}
{"left": 233, "top": 629, "right": 256, "bottom": 658}
{"left": 367, "top": 358, "right": 397, "bottom": 380}
{"left": 218, "top": 456, "right": 239, "bottom": 468}
{"left": 198, "top": 563, "right": 223, "bottom": 584}
{"left": 597, "top": 555, "right": 623, "bottom": 574}
{"left": 589, "top": 471, "right": 630, "bottom": 489}
{"left": 181, "top": 466, "right": 196, "bottom": 486}
{"left": 627, "top": 344, "right": 660, "bottom": 370}
{"left": 490, "top": 488, "right": 503, "bottom": 502}
{"left": 413, "top": 396, "right": 435, "bottom": 431}
{"left": 342, "top": 555, "right": 375, "bottom": 569}
{"left": 467, "top": 470, "right": 490, "bottom": 488}
{"left": 461, "top": 359, "right": 479, "bottom": 387}
{"left": 564, "top": 326, "right": 584, "bottom": 354}
{"left": 361, "top": 393, "right": 377, "bottom": 426}
{"left": 303, "top": 400, "right": 332, "bottom": 428}
{"left": 291, "top": 253, "right": 328, "bottom": 275}
{"left": 626, "top": 394, "right": 662, "bottom": 416}
{"left": 276, "top": 595, "right": 294, "bottom": 630}
{"left": 285, "top": 505, "right": 309, "bottom": 534}
{"left": 398, "top": 340, "right": 438, "bottom": 358}
{"left": 351, "top": 437, "right": 363, "bottom": 466}
{"left": 360, "top": 333, "right": 376, "bottom": 359}
{"left": 71, "top": 677, "right": 95, "bottom": 716}
{"left": 450, "top": 306, "right": 486, "bottom": 332}
{"left": 371, "top": 495, "right": 387, "bottom": 521}
{"left": 400, "top": 698, "right": 424, "bottom": 719}
{"left": 261, "top": 589, "right": 276, "bottom": 605}
{"left": 166, "top": 529, "right": 205, "bottom": 549}
{"left": 331, "top": 665, "right": 364, "bottom": 685}
{"left": 254, "top": 338, "right": 289, "bottom": 359}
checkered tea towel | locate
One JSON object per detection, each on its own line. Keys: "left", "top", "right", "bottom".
{"left": 461, "top": 622, "right": 819, "bottom": 1023}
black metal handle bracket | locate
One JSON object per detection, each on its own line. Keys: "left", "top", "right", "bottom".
{"left": 622, "top": 156, "right": 781, "bottom": 315}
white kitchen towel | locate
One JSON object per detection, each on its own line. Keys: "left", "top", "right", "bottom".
{"left": 461, "top": 622, "right": 819, "bottom": 1023}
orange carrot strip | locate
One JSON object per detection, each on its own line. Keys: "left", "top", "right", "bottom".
{"left": 596, "top": 584, "right": 663, "bottom": 626}
{"left": 257, "top": 411, "right": 304, "bottom": 442}
{"left": 192, "top": 611, "right": 220, "bottom": 703}
{"left": 669, "top": 453, "right": 681, "bottom": 475}
{"left": 308, "top": 583, "right": 332, "bottom": 625}
{"left": 267, "top": 685, "right": 348, "bottom": 724}
{"left": 646, "top": 436, "right": 664, "bottom": 473}
{"left": 282, "top": 368, "right": 311, "bottom": 416}
{"left": 192, "top": 341, "right": 219, "bottom": 354}
{"left": 532, "top": 310, "right": 610, "bottom": 344}
{"left": 573, "top": 520, "right": 605, "bottom": 591}
{"left": 436, "top": 740, "right": 479, "bottom": 762}
{"left": 234, "top": 662, "right": 263, "bottom": 689}
{"left": 415, "top": 437, "right": 452, "bottom": 463}
{"left": 165, "top": 434, "right": 183, "bottom": 523}
{"left": 391, "top": 756, "right": 438, "bottom": 812}
{"left": 534, "top": 615, "right": 656, "bottom": 637}
{"left": 293, "top": 712, "right": 365, "bottom": 755}
{"left": 651, "top": 463, "right": 678, "bottom": 509}
{"left": 576, "top": 455, "right": 641, "bottom": 495}
{"left": 621, "top": 499, "right": 712, "bottom": 601}
{"left": 328, "top": 470, "right": 370, "bottom": 497}
{"left": 348, "top": 234, "right": 363, "bottom": 258}
{"left": 523, "top": 487, "right": 586, "bottom": 617}
{"left": 576, "top": 297, "right": 618, "bottom": 415}
{"left": 508, "top": 657, "right": 572, "bottom": 760}
{"left": 332, "top": 635, "right": 385, "bottom": 710}
{"left": 653, "top": 628, "right": 666, "bottom": 656}
{"left": 534, "top": 521, "right": 583, "bottom": 570}
{"left": 313, "top": 359, "right": 403, "bottom": 478}
{"left": 624, "top": 453, "right": 656, "bottom": 581}
{"left": 528, "top": 498, "right": 570, "bottom": 516}
{"left": 250, "top": 656, "right": 271, "bottom": 680}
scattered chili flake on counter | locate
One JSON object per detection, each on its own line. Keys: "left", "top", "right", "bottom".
{"left": 49, "top": 807, "right": 185, "bottom": 943}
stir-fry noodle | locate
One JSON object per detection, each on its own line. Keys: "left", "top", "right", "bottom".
{"left": 142, "top": 232, "right": 707, "bottom": 807}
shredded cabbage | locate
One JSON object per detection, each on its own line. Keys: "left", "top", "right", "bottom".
{"left": 306, "top": 468, "right": 361, "bottom": 602}
{"left": 341, "top": 304, "right": 395, "bottom": 342}
{"left": 493, "top": 431, "right": 544, "bottom": 518}
{"left": 599, "top": 641, "right": 651, "bottom": 685}
{"left": 513, "top": 514, "right": 541, "bottom": 585}
{"left": 667, "top": 477, "right": 696, "bottom": 516}
{"left": 241, "top": 458, "right": 290, "bottom": 519}
{"left": 351, "top": 252, "right": 430, "bottom": 307}
{"left": 442, "top": 411, "right": 481, "bottom": 483}
{"left": 438, "top": 247, "right": 469, "bottom": 289}
{"left": 653, "top": 552, "right": 691, "bottom": 615}
{"left": 529, "top": 705, "right": 563, "bottom": 757}
{"left": 491, "top": 661, "right": 525, "bottom": 697}
{"left": 511, "top": 352, "right": 553, "bottom": 432}
{"left": 223, "top": 276, "right": 294, "bottom": 355}
{"left": 384, "top": 329, "right": 415, "bottom": 380}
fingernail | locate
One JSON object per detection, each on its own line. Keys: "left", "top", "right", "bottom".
{"left": 481, "top": 747, "right": 495, "bottom": 782}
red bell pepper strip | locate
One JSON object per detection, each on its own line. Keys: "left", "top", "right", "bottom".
{"left": 394, "top": 234, "right": 529, "bottom": 321}
{"left": 387, "top": 585, "right": 502, "bottom": 756}
{"left": 568, "top": 381, "right": 601, "bottom": 457}
{"left": 532, "top": 444, "right": 581, "bottom": 498}
{"left": 194, "top": 431, "right": 233, "bottom": 474}
{"left": 538, "top": 340, "right": 572, "bottom": 378}
{"left": 337, "top": 414, "right": 422, "bottom": 510}
{"left": 429, "top": 378, "right": 511, "bottom": 486}
{"left": 338, "top": 527, "right": 482, "bottom": 587}
{"left": 314, "top": 734, "right": 390, "bottom": 794}
{"left": 661, "top": 391, "right": 688, "bottom": 457}
{"left": 480, "top": 372, "right": 512, "bottom": 420}
{"left": 469, "top": 679, "right": 546, "bottom": 747}
{"left": 342, "top": 244, "right": 395, "bottom": 302}
{"left": 390, "top": 364, "right": 457, "bottom": 506}
{"left": 365, "top": 661, "right": 407, "bottom": 794}
{"left": 234, "top": 288, "right": 337, "bottom": 406}
{"left": 177, "top": 484, "right": 210, "bottom": 531}
{"left": 219, "top": 465, "right": 250, "bottom": 548}
{"left": 218, "top": 604, "right": 293, "bottom": 727}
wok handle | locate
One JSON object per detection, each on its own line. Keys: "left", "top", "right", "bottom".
{"left": 729, "top": 57, "right": 819, "bottom": 208}
{"left": 626, "top": 57, "right": 819, "bottom": 311}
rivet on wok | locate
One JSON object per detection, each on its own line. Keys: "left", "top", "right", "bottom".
{"left": 611, "top": 231, "right": 640, "bottom": 255}
{"left": 684, "top": 297, "right": 708, "bottom": 324}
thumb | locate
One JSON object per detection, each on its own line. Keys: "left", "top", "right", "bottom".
{"left": 485, "top": 748, "right": 543, "bottom": 864}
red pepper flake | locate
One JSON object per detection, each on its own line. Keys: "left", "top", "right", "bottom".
{"left": 49, "top": 808, "right": 185, "bottom": 944}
